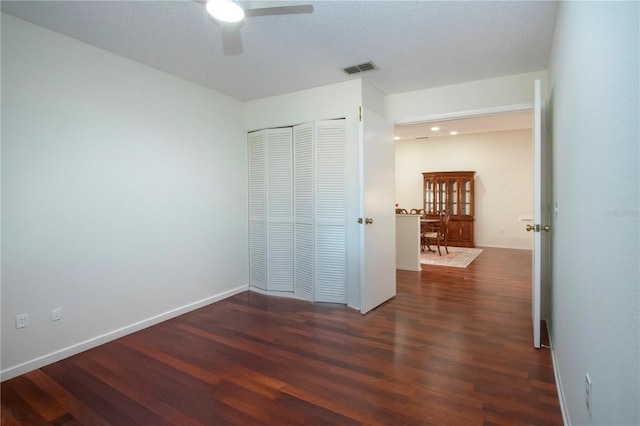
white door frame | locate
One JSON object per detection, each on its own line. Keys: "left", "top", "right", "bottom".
{"left": 393, "top": 102, "right": 547, "bottom": 345}
{"left": 394, "top": 103, "right": 533, "bottom": 127}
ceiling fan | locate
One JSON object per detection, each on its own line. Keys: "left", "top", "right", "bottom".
{"left": 203, "top": 0, "right": 314, "bottom": 56}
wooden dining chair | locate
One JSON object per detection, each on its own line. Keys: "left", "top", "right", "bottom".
{"left": 395, "top": 208, "right": 408, "bottom": 214}
{"left": 409, "top": 208, "right": 425, "bottom": 216}
{"left": 421, "top": 212, "right": 450, "bottom": 255}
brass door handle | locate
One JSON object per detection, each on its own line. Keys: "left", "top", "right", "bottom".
{"left": 357, "top": 218, "right": 363, "bottom": 224}
{"left": 526, "top": 224, "right": 552, "bottom": 232}
{"left": 365, "top": 218, "right": 373, "bottom": 225}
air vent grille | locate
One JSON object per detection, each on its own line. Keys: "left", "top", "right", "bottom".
{"left": 343, "top": 61, "right": 377, "bottom": 75}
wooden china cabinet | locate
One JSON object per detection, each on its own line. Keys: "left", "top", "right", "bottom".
{"left": 422, "top": 171, "right": 476, "bottom": 247}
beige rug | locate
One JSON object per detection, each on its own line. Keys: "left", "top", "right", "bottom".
{"left": 420, "top": 246, "right": 483, "bottom": 268}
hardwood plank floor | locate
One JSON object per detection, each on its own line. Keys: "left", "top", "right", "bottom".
{"left": 2, "top": 247, "right": 562, "bottom": 425}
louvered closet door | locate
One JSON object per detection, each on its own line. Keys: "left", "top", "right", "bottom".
{"left": 266, "top": 128, "right": 294, "bottom": 292}
{"left": 293, "top": 123, "right": 314, "bottom": 300}
{"left": 248, "top": 131, "right": 266, "bottom": 290}
{"left": 314, "top": 120, "right": 347, "bottom": 303}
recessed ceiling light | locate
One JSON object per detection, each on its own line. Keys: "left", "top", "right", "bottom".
{"left": 431, "top": 126, "right": 440, "bottom": 131}
{"left": 450, "top": 131, "right": 458, "bottom": 135}
{"left": 394, "top": 136, "right": 400, "bottom": 140}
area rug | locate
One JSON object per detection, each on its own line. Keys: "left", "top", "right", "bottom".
{"left": 420, "top": 246, "right": 483, "bottom": 268}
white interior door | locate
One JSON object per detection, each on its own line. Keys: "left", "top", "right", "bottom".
{"left": 359, "top": 107, "right": 396, "bottom": 314}
{"left": 531, "top": 79, "right": 551, "bottom": 348}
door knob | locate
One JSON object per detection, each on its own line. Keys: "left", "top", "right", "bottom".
{"left": 365, "top": 218, "right": 373, "bottom": 224}
{"left": 542, "top": 225, "right": 551, "bottom": 232}
{"left": 357, "top": 218, "right": 363, "bottom": 224}
{"left": 526, "top": 224, "right": 534, "bottom": 232}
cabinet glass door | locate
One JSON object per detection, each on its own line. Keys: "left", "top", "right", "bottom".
{"left": 447, "top": 178, "right": 457, "bottom": 215}
{"left": 461, "top": 178, "right": 472, "bottom": 215}
{"left": 424, "top": 179, "right": 434, "bottom": 214}
{"left": 435, "top": 179, "right": 447, "bottom": 214}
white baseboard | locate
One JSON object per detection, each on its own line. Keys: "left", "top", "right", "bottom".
{"left": 547, "top": 321, "right": 570, "bottom": 425}
{"left": 396, "top": 264, "right": 422, "bottom": 271}
{"left": 1, "top": 284, "right": 248, "bottom": 382}
{"left": 477, "top": 244, "right": 532, "bottom": 250}
{"left": 249, "top": 286, "right": 309, "bottom": 301}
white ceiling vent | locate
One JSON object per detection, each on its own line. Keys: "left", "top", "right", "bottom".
{"left": 343, "top": 61, "right": 377, "bottom": 75}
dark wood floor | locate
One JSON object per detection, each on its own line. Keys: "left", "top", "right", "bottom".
{"left": 2, "top": 247, "right": 562, "bottom": 425}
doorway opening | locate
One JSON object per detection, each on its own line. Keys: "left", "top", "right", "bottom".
{"left": 393, "top": 108, "right": 534, "bottom": 251}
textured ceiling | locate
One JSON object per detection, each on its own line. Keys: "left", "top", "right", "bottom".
{"left": 1, "top": 0, "right": 558, "bottom": 102}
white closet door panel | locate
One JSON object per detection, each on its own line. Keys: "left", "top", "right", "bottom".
{"left": 293, "top": 122, "right": 314, "bottom": 300}
{"left": 293, "top": 123, "right": 314, "bottom": 220}
{"left": 315, "top": 224, "right": 346, "bottom": 303}
{"left": 248, "top": 131, "right": 266, "bottom": 290}
{"left": 267, "top": 221, "right": 294, "bottom": 292}
{"left": 248, "top": 131, "right": 266, "bottom": 220}
{"left": 266, "top": 128, "right": 293, "bottom": 292}
{"left": 249, "top": 220, "right": 266, "bottom": 290}
{"left": 294, "top": 223, "right": 313, "bottom": 299}
{"left": 315, "top": 119, "right": 346, "bottom": 303}
{"left": 267, "top": 128, "right": 293, "bottom": 218}
{"left": 315, "top": 121, "right": 346, "bottom": 222}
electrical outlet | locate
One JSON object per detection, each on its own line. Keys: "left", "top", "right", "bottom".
{"left": 15, "top": 313, "right": 29, "bottom": 329}
{"left": 585, "top": 372, "right": 592, "bottom": 415}
{"left": 51, "top": 308, "right": 62, "bottom": 321}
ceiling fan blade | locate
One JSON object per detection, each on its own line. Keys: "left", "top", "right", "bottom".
{"left": 243, "top": 1, "right": 313, "bottom": 17}
{"left": 242, "top": 1, "right": 312, "bottom": 9}
{"left": 220, "top": 22, "right": 243, "bottom": 55}
{"left": 245, "top": 5, "right": 312, "bottom": 17}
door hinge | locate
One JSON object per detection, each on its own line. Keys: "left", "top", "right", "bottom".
{"left": 358, "top": 106, "right": 362, "bottom": 122}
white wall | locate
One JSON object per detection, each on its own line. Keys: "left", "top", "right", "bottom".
{"left": 395, "top": 129, "right": 533, "bottom": 249}
{"left": 1, "top": 14, "right": 249, "bottom": 379}
{"left": 548, "top": 2, "right": 639, "bottom": 425}
{"left": 385, "top": 71, "right": 547, "bottom": 123}
{"left": 395, "top": 214, "right": 421, "bottom": 271}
